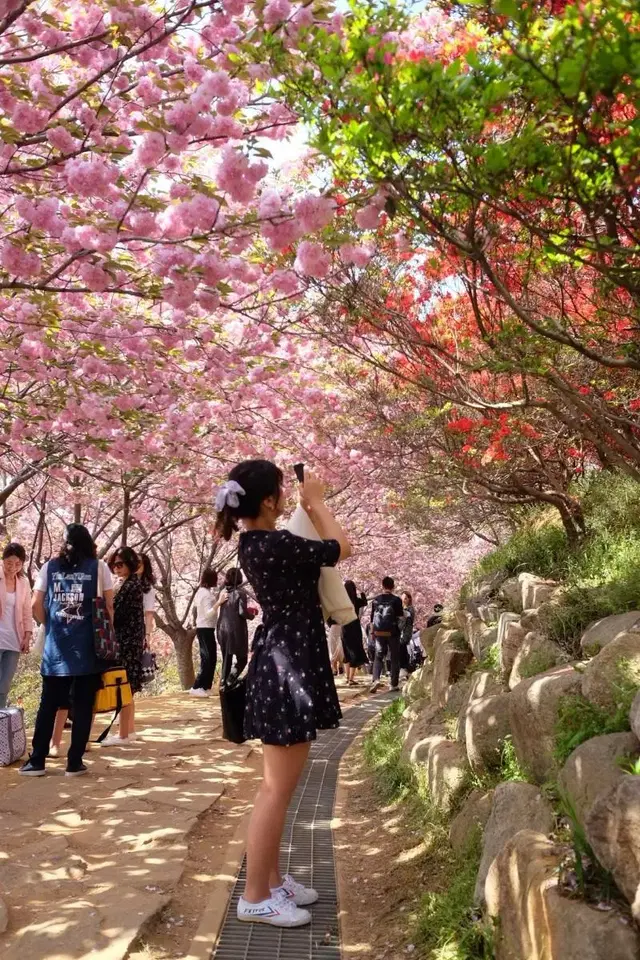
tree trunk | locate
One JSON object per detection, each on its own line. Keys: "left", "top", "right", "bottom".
{"left": 74, "top": 502, "right": 82, "bottom": 523}
{"left": 121, "top": 487, "right": 130, "bottom": 546}
{"left": 555, "top": 499, "right": 585, "bottom": 548}
{"left": 160, "top": 623, "right": 197, "bottom": 689}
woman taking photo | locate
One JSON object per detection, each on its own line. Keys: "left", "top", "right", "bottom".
{"left": 341, "top": 580, "right": 368, "bottom": 686}
{"left": 215, "top": 459, "right": 351, "bottom": 928}
{"left": 101, "top": 546, "right": 145, "bottom": 746}
{"left": 21, "top": 524, "right": 113, "bottom": 777}
{"left": 0, "top": 542, "right": 33, "bottom": 708}
{"left": 191, "top": 567, "right": 219, "bottom": 697}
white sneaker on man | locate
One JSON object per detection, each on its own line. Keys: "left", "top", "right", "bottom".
{"left": 237, "top": 893, "right": 311, "bottom": 927}
{"left": 189, "top": 688, "right": 210, "bottom": 698}
{"left": 369, "top": 679, "right": 381, "bottom": 694}
{"left": 271, "top": 873, "right": 319, "bottom": 906}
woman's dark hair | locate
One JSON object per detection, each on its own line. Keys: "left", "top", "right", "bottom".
{"left": 214, "top": 459, "right": 284, "bottom": 541}
{"left": 139, "top": 552, "right": 156, "bottom": 587}
{"left": 3, "top": 541, "right": 26, "bottom": 575}
{"left": 200, "top": 568, "right": 218, "bottom": 589}
{"left": 402, "top": 591, "right": 413, "bottom": 604}
{"left": 344, "top": 580, "right": 358, "bottom": 608}
{"left": 224, "top": 567, "right": 243, "bottom": 588}
{"left": 59, "top": 524, "right": 97, "bottom": 571}
{"left": 109, "top": 546, "right": 140, "bottom": 578}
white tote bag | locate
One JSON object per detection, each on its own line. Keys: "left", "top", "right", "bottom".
{"left": 287, "top": 505, "right": 357, "bottom": 626}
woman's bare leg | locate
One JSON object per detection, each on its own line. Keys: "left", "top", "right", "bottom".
{"left": 119, "top": 702, "right": 135, "bottom": 739}
{"left": 244, "top": 742, "right": 310, "bottom": 903}
{"left": 51, "top": 709, "right": 68, "bottom": 748}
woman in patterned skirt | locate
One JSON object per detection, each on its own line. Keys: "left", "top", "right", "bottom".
{"left": 102, "top": 546, "right": 145, "bottom": 746}
{"left": 215, "top": 459, "right": 352, "bottom": 929}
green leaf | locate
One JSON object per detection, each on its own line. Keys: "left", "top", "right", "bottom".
{"left": 495, "top": 0, "right": 518, "bottom": 17}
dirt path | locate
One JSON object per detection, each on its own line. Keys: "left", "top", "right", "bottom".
{"left": 333, "top": 727, "right": 434, "bottom": 960}
{"left": 0, "top": 693, "right": 261, "bottom": 960}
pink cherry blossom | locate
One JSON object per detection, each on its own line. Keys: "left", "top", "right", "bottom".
{"left": 1, "top": 242, "right": 40, "bottom": 277}
{"left": 264, "top": 0, "right": 292, "bottom": 24}
{"left": 294, "top": 241, "right": 332, "bottom": 278}
{"left": 136, "top": 131, "right": 166, "bottom": 167}
{"left": 355, "top": 204, "right": 381, "bottom": 230}
{"left": 340, "top": 243, "right": 374, "bottom": 267}
{"left": 294, "top": 194, "right": 336, "bottom": 233}
{"left": 11, "top": 103, "right": 48, "bottom": 133}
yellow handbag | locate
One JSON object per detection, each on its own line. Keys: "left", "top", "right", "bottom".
{"left": 94, "top": 669, "right": 133, "bottom": 743}
{"left": 94, "top": 669, "right": 132, "bottom": 712}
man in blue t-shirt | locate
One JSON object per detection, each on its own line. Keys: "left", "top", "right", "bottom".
{"left": 369, "top": 576, "right": 404, "bottom": 694}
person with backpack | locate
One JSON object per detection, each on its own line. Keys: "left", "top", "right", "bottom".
{"left": 216, "top": 567, "right": 254, "bottom": 686}
{"left": 369, "top": 576, "right": 404, "bottom": 694}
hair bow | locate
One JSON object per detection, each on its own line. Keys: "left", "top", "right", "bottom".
{"left": 214, "top": 480, "right": 246, "bottom": 513}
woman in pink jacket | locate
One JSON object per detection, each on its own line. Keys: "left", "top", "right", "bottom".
{"left": 0, "top": 542, "right": 33, "bottom": 708}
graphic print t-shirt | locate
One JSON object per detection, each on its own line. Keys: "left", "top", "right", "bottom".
{"left": 36, "top": 558, "right": 113, "bottom": 676}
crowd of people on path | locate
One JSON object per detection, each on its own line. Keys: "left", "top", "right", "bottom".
{"left": 0, "top": 519, "right": 433, "bottom": 777}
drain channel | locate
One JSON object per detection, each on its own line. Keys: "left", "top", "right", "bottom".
{"left": 212, "top": 694, "right": 395, "bottom": 960}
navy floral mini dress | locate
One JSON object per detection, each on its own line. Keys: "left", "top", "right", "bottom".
{"left": 240, "top": 529, "right": 342, "bottom": 746}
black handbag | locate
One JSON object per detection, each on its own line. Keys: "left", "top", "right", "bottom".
{"left": 219, "top": 673, "right": 247, "bottom": 744}
{"left": 141, "top": 645, "right": 157, "bottom": 685}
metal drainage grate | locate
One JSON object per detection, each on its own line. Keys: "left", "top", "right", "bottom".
{"left": 212, "top": 693, "right": 396, "bottom": 960}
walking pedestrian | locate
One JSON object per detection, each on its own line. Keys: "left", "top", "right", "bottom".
{"left": 191, "top": 568, "right": 219, "bottom": 697}
{"left": 399, "top": 590, "right": 415, "bottom": 681}
{"left": 342, "top": 580, "right": 367, "bottom": 686}
{"left": 0, "top": 542, "right": 33, "bottom": 708}
{"left": 327, "top": 617, "right": 343, "bottom": 676}
{"left": 214, "top": 459, "right": 352, "bottom": 927}
{"left": 138, "top": 553, "right": 156, "bottom": 643}
{"left": 368, "top": 577, "right": 404, "bottom": 694}
{"left": 21, "top": 524, "right": 113, "bottom": 777}
{"left": 101, "top": 546, "right": 145, "bottom": 746}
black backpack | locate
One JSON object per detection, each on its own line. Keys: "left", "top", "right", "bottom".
{"left": 373, "top": 598, "right": 397, "bottom": 633}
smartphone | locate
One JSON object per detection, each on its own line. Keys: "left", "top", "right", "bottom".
{"left": 293, "top": 463, "right": 305, "bottom": 483}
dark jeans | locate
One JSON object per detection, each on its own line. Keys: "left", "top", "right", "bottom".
{"left": 398, "top": 641, "right": 410, "bottom": 672}
{"left": 31, "top": 674, "right": 100, "bottom": 769}
{"left": 195, "top": 628, "right": 217, "bottom": 690}
{"left": 373, "top": 633, "right": 401, "bottom": 688}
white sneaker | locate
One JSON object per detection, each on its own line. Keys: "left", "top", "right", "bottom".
{"left": 100, "top": 735, "right": 130, "bottom": 747}
{"left": 369, "top": 680, "right": 381, "bottom": 694}
{"left": 237, "top": 893, "right": 311, "bottom": 927}
{"left": 271, "top": 873, "right": 319, "bottom": 906}
{"left": 189, "top": 688, "right": 210, "bottom": 698}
